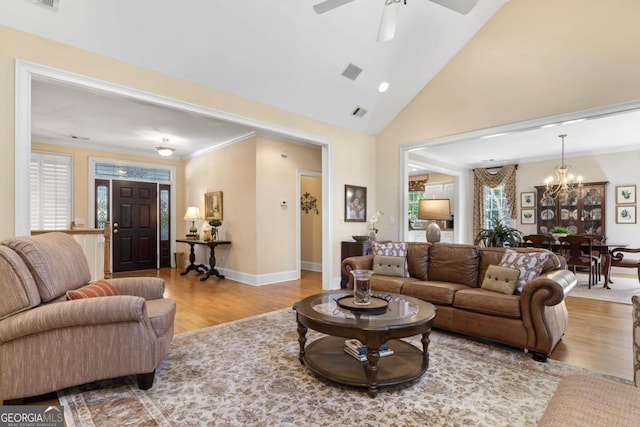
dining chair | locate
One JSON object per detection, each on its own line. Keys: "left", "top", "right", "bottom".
{"left": 559, "top": 235, "right": 598, "bottom": 288}
{"left": 523, "top": 234, "right": 554, "bottom": 248}
{"left": 610, "top": 247, "right": 640, "bottom": 284}
{"left": 576, "top": 233, "right": 605, "bottom": 283}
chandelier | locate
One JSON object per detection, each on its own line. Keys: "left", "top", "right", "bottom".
{"left": 542, "top": 134, "right": 583, "bottom": 202}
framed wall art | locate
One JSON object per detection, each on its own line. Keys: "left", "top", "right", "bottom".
{"left": 520, "top": 192, "right": 536, "bottom": 208}
{"left": 616, "top": 185, "right": 636, "bottom": 204}
{"left": 616, "top": 205, "right": 636, "bottom": 224}
{"left": 204, "top": 191, "right": 223, "bottom": 221}
{"left": 521, "top": 208, "right": 536, "bottom": 224}
{"left": 344, "top": 184, "right": 366, "bottom": 222}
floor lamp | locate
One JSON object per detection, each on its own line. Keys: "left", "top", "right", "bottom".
{"left": 418, "top": 199, "right": 451, "bottom": 243}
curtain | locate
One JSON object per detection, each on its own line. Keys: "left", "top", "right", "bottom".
{"left": 473, "top": 164, "right": 517, "bottom": 236}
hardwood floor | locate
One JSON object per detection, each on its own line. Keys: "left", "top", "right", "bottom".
{"left": 23, "top": 268, "right": 634, "bottom": 408}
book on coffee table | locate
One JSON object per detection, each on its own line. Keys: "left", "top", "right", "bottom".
{"left": 344, "top": 339, "right": 393, "bottom": 361}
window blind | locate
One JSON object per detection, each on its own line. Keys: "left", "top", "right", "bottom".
{"left": 30, "top": 152, "right": 72, "bottom": 230}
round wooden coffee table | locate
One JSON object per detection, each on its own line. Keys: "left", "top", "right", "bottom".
{"left": 293, "top": 291, "right": 436, "bottom": 397}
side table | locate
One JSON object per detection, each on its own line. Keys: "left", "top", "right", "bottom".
{"left": 176, "top": 239, "right": 231, "bottom": 281}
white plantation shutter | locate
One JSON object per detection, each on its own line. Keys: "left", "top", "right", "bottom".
{"left": 30, "top": 152, "right": 72, "bottom": 230}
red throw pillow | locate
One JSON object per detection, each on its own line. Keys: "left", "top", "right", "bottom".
{"left": 66, "top": 279, "right": 120, "bottom": 300}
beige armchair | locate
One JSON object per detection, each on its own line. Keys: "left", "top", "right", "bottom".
{"left": 0, "top": 232, "right": 176, "bottom": 403}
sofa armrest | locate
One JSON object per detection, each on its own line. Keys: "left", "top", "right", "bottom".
{"left": 519, "top": 269, "right": 577, "bottom": 352}
{"left": 0, "top": 295, "right": 149, "bottom": 344}
{"left": 109, "top": 277, "right": 166, "bottom": 300}
{"left": 341, "top": 255, "right": 374, "bottom": 289}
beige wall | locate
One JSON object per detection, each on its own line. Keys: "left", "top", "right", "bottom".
{"left": 184, "top": 137, "right": 257, "bottom": 274}
{"left": 376, "top": 0, "right": 640, "bottom": 241}
{"left": 301, "top": 175, "right": 323, "bottom": 267}
{"left": 1, "top": 24, "right": 375, "bottom": 285}
{"left": 256, "top": 138, "right": 322, "bottom": 276}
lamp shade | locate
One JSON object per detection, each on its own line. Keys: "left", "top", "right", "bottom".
{"left": 418, "top": 199, "right": 451, "bottom": 221}
{"left": 183, "top": 206, "right": 201, "bottom": 221}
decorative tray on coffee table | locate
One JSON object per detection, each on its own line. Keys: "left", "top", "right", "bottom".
{"left": 335, "top": 295, "right": 390, "bottom": 315}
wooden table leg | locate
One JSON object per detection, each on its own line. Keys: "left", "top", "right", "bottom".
{"left": 180, "top": 241, "right": 207, "bottom": 275}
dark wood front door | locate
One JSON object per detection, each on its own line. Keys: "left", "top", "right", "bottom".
{"left": 112, "top": 180, "right": 158, "bottom": 272}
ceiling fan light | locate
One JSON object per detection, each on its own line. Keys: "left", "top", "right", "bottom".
{"left": 156, "top": 146, "right": 175, "bottom": 156}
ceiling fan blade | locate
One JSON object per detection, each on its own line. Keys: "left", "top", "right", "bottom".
{"left": 313, "top": 0, "right": 356, "bottom": 14}
{"left": 377, "top": 1, "right": 401, "bottom": 42}
{"left": 429, "top": 0, "right": 479, "bottom": 15}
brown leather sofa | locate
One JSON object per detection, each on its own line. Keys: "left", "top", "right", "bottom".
{"left": 0, "top": 232, "right": 176, "bottom": 402}
{"left": 342, "top": 242, "right": 577, "bottom": 361}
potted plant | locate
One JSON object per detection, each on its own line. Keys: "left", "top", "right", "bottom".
{"left": 550, "top": 226, "right": 571, "bottom": 242}
{"left": 474, "top": 217, "right": 524, "bottom": 248}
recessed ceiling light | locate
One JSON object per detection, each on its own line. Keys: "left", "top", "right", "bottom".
{"left": 378, "top": 82, "right": 389, "bottom": 93}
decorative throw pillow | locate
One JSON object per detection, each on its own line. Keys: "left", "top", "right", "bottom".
{"left": 481, "top": 265, "right": 521, "bottom": 295}
{"left": 371, "top": 242, "right": 409, "bottom": 277}
{"left": 499, "top": 249, "right": 550, "bottom": 294}
{"left": 372, "top": 255, "right": 406, "bottom": 277}
{"left": 66, "top": 279, "right": 120, "bottom": 300}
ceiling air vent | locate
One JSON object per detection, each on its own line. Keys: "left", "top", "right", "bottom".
{"left": 352, "top": 106, "right": 367, "bottom": 118}
{"left": 341, "top": 63, "right": 363, "bottom": 81}
{"left": 28, "top": 0, "right": 59, "bottom": 10}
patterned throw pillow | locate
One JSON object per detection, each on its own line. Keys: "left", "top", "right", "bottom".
{"left": 371, "top": 242, "right": 409, "bottom": 277}
{"left": 499, "top": 249, "right": 549, "bottom": 294}
{"left": 66, "top": 279, "right": 120, "bottom": 300}
{"left": 481, "top": 265, "right": 521, "bottom": 295}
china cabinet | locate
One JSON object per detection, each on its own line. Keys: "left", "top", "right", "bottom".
{"left": 535, "top": 181, "right": 608, "bottom": 236}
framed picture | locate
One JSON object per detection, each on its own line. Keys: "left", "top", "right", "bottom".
{"left": 616, "top": 185, "right": 636, "bottom": 204}
{"left": 204, "top": 191, "right": 223, "bottom": 220}
{"left": 520, "top": 192, "right": 536, "bottom": 208}
{"left": 521, "top": 208, "right": 536, "bottom": 224}
{"left": 616, "top": 205, "right": 636, "bottom": 224}
{"left": 344, "top": 184, "right": 366, "bottom": 222}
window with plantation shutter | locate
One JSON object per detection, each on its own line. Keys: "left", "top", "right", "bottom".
{"left": 30, "top": 151, "right": 72, "bottom": 230}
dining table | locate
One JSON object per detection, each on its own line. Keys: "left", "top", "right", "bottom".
{"left": 541, "top": 241, "right": 628, "bottom": 289}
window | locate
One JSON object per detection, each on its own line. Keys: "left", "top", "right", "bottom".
{"left": 408, "top": 190, "right": 425, "bottom": 222}
{"left": 483, "top": 184, "right": 511, "bottom": 228}
{"left": 30, "top": 151, "right": 72, "bottom": 230}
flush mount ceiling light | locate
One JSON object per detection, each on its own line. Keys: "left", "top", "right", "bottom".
{"left": 156, "top": 138, "right": 175, "bottom": 157}
{"left": 378, "top": 81, "right": 390, "bottom": 93}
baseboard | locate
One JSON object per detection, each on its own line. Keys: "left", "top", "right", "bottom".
{"left": 301, "top": 261, "right": 322, "bottom": 272}
{"left": 217, "top": 268, "right": 298, "bottom": 286}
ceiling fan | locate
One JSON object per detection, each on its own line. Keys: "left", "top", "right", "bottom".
{"left": 313, "top": 0, "right": 478, "bottom": 42}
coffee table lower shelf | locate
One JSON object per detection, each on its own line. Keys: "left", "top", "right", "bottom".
{"left": 302, "top": 336, "right": 428, "bottom": 391}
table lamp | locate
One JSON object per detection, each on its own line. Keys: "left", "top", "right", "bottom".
{"left": 183, "top": 206, "right": 201, "bottom": 239}
{"left": 418, "top": 199, "right": 451, "bottom": 243}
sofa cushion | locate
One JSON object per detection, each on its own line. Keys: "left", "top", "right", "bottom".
{"left": 479, "top": 247, "right": 561, "bottom": 286}
{"left": 407, "top": 242, "right": 430, "bottom": 280}
{"left": 371, "top": 276, "right": 411, "bottom": 294}
{"left": 0, "top": 246, "right": 41, "bottom": 320}
{"left": 371, "top": 242, "right": 409, "bottom": 277}
{"left": 401, "top": 280, "right": 470, "bottom": 305}
{"left": 428, "top": 243, "right": 479, "bottom": 288}
{"left": 499, "top": 249, "right": 549, "bottom": 294}
{"left": 481, "top": 265, "right": 520, "bottom": 295}
{"left": 4, "top": 232, "right": 92, "bottom": 302}
{"left": 453, "top": 288, "right": 521, "bottom": 318}
{"left": 66, "top": 279, "right": 120, "bottom": 300}
{"left": 372, "top": 255, "right": 405, "bottom": 277}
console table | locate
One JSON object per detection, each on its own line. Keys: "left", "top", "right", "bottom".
{"left": 176, "top": 239, "right": 231, "bottom": 281}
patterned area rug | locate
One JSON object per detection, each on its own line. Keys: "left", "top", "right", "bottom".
{"left": 58, "top": 308, "right": 627, "bottom": 427}
{"left": 569, "top": 273, "right": 640, "bottom": 304}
